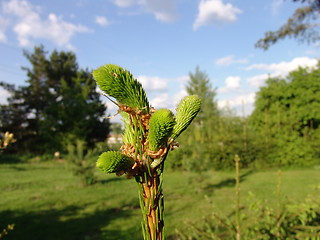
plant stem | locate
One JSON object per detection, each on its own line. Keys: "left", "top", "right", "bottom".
{"left": 234, "top": 155, "right": 241, "bottom": 240}
{"left": 138, "top": 167, "right": 164, "bottom": 240}
{"left": 276, "top": 169, "right": 282, "bottom": 238}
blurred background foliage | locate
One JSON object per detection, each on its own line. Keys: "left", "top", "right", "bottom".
{"left": 167, "top": 62, "right": 320, "bottom": 171}
{"left": 0, "top": 46, "right": 320, "bottom": 171}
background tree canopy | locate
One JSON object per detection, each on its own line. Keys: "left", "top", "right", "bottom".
{"left": 0, "top": 46, "right": 319, "bottom": 169}
{"left": 168, "top": 63, "right": 320, "bottom": 170}
{"left": 249, "top": 63, "right": 320, "bottom": 167}
{"left": 0, "top": 46, "right": 110, "bottom": 154}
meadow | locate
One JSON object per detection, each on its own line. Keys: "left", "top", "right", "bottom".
{"left": 1, "top": 160, "right": 319, "bottom": 239}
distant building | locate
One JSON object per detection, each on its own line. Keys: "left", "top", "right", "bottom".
{"left": 107, "top": 134, "right": 122, "bottom": 145}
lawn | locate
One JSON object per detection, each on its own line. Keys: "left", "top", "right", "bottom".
{"left": 0, "top": 161, "right": 319, "bottom": 239}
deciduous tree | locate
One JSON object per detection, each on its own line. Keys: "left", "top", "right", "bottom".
{"left": 249, "top": 63, "right": 320, "bottom": 166}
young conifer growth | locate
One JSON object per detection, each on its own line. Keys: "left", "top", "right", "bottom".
{"left": 93, "top": 64, "right": 149, "bottom": 111}
{"left": 148, "top": 109, "right": 175, "bottom": 151}
{"left": 97, "top": 151, "right": 135, "bottom": 174}
{"left": 171, "top": 95, "right": 201, "bottom": 140}
{"left": 93, "top": 64, "right": 201, "bottom": 240}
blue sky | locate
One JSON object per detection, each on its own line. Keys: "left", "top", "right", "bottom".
{"left": 0, "top": 0, "right": 319, "bottom": 119}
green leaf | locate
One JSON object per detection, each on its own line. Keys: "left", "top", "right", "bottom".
{"left": 92, "top": 64, "right": 149, "bottom": 111}
{"left": 171, "top": 95, "right": 201, "bottom": 140}
{"left": 96, "top": 151, "right": 135, "bottom": 173}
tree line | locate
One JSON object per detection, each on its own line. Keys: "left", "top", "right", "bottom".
{"left": 0, "top": 46, "right": 319, "bottom": 169}
{"left": 167, "top": 63, "right": 320, "bottom": 170}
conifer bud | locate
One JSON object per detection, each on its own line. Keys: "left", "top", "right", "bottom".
{"left": 171, "top": 95, "right": 201, "bottom": 140}
{"left": 93, "top": 64, "right": 149, "bottom": 111}
{"left": 97, "top": 151, "right": 135, "bottom": 173}
{"left": 148, "top": 109, "right": 175, "bottom": 151}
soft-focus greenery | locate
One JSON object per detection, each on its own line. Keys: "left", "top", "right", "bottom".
{"left": 0, "top": 161, "right": 319, "bottom": 240}
{"left": 249, "top": 63, "right": 320, "bottom": 168}
{"left": 0, "top": 45, "right": 110, "bottom": 154}
{"left": 66, "top": 140, "right": 98, "bottom": 186}
{"left": 175, "top": 168, "right": 320, "bottom": 240}
{"left": 167, "top": 64, "right": 320, "bottom": 171}
{"left": 1, "top": 47, "right": 319, "bottom": 170}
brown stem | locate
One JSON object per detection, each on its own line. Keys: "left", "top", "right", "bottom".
{"left": 141, "top": 171, "right": 164, "bottom": 240}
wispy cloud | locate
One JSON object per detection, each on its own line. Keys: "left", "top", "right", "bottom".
{"left": 218, "top": 76, "right": 241, "bottom": 93}
{"left": 1, "top": 0, "right": 91, "bottom": 49}
{"left": 193, "top": 0, "right": 242, "bottom": 30}
{"left": 0, "top": 87, "right": 10, "bottom": 104}
{"left": 150, "top": 93, "right": 170, "bottom": 109}
{"left": 112, "top": 0, "right": 137, "bottom": 8}
{"left": 111, "top": 0, "right": 178, "bottom": 23}
{"left": 149, "top": 89, "right": 189, "bottom": 112}
{"left": 246, "top": 74, "right": 269, "bottom": 88}
{"left": 217, "top": 92, "right": 256, "bottom": 110}
{"left": 95, "top": 16, "right": 111, "bottom": 26}
{"left": 271, "top": 0, "right": 284, "bottom": 16}
{"left": 215, "top": 55, "right": 248, "bottom": 66}
{"left": 0, "top": 16, "right": 9, "bottom": 42}
{"left": 246, "top": 57, "right": 318, "bottom": 88}
{"left": 137, "top": 75, "right": 168, "bottom": 91}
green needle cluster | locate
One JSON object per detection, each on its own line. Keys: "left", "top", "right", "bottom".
{"left": 171, "top": 95, "right": 201, "bottom": 140}
{"left": 93, "top": 64, "right": 149, "bottom": 111}
{"left": 148, "top": 109, "right": 175, "bottom": 151}
{"left": 96, "top": 151, "right": 135, "bottom": 173}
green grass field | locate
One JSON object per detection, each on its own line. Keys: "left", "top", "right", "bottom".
{"left": 1, "top": 161, "right": 319, "bottom": 240}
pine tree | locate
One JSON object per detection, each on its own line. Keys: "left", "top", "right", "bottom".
{"left": 186, "top": 66, "right": 219, "bottom": 124}
{"left": 169, "top": 66, "right": 219, "bottom": 171}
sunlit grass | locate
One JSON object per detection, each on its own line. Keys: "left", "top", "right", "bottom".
{"left": 0, "top": 162, "right": 319, "bottom": 239}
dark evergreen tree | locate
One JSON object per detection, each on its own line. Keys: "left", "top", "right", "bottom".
{"left": 0, "top": 45, "right": 110, "bottom": 154}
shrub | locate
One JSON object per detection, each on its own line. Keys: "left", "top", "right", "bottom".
{"left": 66, "top": 140, "right": 97, "bottom": 186}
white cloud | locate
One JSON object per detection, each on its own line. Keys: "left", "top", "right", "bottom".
{"left": 246, "top": 57, "right": 318, "bottom": 88}
{"left": 215, "top": 55, "right": 248, "bottom": 66}
{"left": 150, "top": 89, "right": 188, "bottom": 111}
{"left": 218, "top": 76, "right": 241, "bottom": 93}
{"left": 137, "top": 75, "right": 168, "bottom": 91}
{"left": 144, "top": 0, "right": 177, "bottom": 22}
{"left": 2, "top": 0, "right": 91, "bottom": 49}
{"left": 271, "top": 0, "right": 284, "bottom": 15}
{"left": 175, "top": 75, "right": 189, "bottom": 83}
{"left": 227, "top": 76, "right": 240, "bottom": 89}
{"left": 150, "top": 93, "right": 170, "bottom": 109}
{"left": 193, "top": 0, "right": 242, "bottom": 30}
{"left": 0, "top": 16, "right": 9, "bottom": 42}
{"left": 245, "top": 57, "right": 318, "bottom": 73}
{"left": 113, "top": 0, "right": 137, "bottom": 7}
{"left": 95, "top": 16, "right": 111, "bottom": 26}
{"left": 0, "top": 88, "right": 10, "bottom": 104}
{"left": 140, "top": 75, "right": 189, "bottom": 111}
{"left": 246, "top": 74, "right": 270, "bottom": 88}
{"left": 218, "top": 92, "right": 256, "bottom": 109}
{"left": 111, "top": 0, "right": 177, "bottom": 23}
{"left": 172, "top": 89, "right": 187, "bottom": 107}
